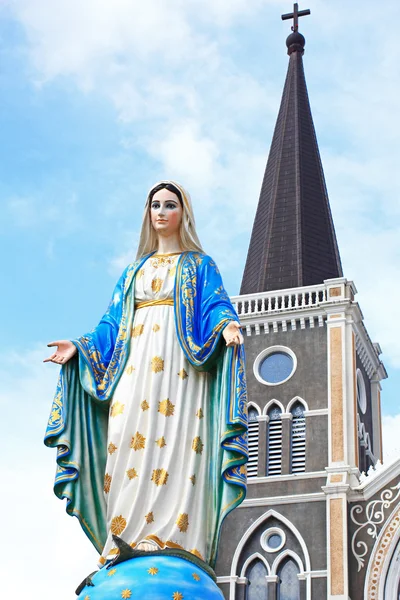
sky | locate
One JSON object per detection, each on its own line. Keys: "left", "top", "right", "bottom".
{"left": 1, "top": 0, "right": 399, "bottom": 597}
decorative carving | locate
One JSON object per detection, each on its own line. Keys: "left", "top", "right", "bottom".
{"left": 366, "top": 505, "right": 400, "bottom": 599}
{"left": 350, "top": 483, "right": 400, "bottom": 571}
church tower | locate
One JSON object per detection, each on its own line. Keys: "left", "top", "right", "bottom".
{"left": 216, "top": 5, "right": 400, "bottom": 599}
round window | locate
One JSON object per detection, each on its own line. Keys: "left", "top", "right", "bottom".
{"left": 260, "top": 527, "right": 286, "bottom": 553}
{"left": 254, "top": 346, "right": 297, "bottom": 386}
{"left": 356, "top": 369, "right": 367, "bottom": 414}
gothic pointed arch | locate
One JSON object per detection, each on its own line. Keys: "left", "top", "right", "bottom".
{"left": 286, "top": 396, "right": 308, "bottom": 413}
{"left": 290, "top": 400, "right": 306, "bottom": 473}
{"left": 266, "top": 402, "right": 283, "bottom": 475}
{"left": 230, "top": 508, "right": 311, "bottom": 576}
{"left": 248, "top": 403, "right": 261, "bottom": 478}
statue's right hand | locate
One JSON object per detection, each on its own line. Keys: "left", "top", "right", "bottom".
{"left": 43, "top": 340, "right": 77, "bottom": 365}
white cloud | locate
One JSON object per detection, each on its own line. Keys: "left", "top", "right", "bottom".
{"left": 146, "top": 119, "right": 220, "bottom": 189}
{"left": 382, "top": 414, "right": 400, "bottom": 464}
{"left": 0, "top": 346, "right": 98, "bottom": 600}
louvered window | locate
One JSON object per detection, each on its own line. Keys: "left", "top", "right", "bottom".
{"left": 291, "top": 402, "right": 306, "bottom": 473}
{"left": 248, "top": 407, "right": 259, "bottom": 478}
{"left": 267, "top": 406, "right": 282, "bottom": 475}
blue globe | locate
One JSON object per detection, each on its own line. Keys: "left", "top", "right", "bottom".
{"left": 77, "top": 555, "right": 224, "bottom": 600}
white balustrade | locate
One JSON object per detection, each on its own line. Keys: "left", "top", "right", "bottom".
{"left": 231, "top": 282, "right": 332, "bottom": 318}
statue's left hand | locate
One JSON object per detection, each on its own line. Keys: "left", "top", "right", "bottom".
{"left": 222, "top": 321, "right": 244, "bottom": 347}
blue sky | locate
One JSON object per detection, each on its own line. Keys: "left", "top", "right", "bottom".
{"left": 1, "top": 1, "right": 399, "bottom": 597}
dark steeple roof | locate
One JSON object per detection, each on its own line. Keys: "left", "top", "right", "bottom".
{"left": 240, "top": 28, "right": 343, "bottom": 295}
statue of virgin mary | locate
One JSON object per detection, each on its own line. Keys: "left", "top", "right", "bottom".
{"left": 44, "top": 181, "right": 248, "bottom": 569}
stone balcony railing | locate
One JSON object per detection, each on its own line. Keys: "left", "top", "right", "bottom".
{"left": 230, "top": 277, "right": 356, "bottom": 319}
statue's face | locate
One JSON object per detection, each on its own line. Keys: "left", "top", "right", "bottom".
{"left": 150, "top": 188, "right": 183, "bottom": 237}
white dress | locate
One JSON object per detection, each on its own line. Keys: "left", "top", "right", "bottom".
{"left": 100, "top": 253, "right": 212, "bottom": 564}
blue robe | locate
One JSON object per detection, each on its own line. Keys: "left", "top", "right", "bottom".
{"left": 45, "top": 251, "right": 248, "bottom": 566}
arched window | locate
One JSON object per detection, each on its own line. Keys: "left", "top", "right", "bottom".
{"left": 248, "top": 407, "right": 259, "bottom": 479}
{"left": 267, "top": 405, "right": 282, "bottom": 476}
{"left": 290, "top": 402, "right": 306, "bottom": 473}
{"left": 277, "top": 557, "right": 300, "bottom": 600}
{"left": 246, "top": 559, "right": 269, "bottom": 600}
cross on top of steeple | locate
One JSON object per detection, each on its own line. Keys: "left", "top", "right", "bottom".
{"left": 281, "top": 3, "right": 310, "bottom": 32}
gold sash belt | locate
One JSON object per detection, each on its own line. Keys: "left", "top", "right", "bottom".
{"left": 135, "top": 298, "right": 174, "bottom": 309}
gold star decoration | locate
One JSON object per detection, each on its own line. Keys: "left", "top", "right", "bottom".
{"left": 151, "top": 468, "right": 169, "bottom": 486}
{"left": 148, "top": 567, "right": 159, "bottom": 576}
{"left": 125, "top": 365, "right": 135, "bottom": 375}
{"left": 151, "top": 277, "right": 163, "bottom": 293}
{"left": 152, "top": 324, "right": 160, "bottom": 332}
{"left": 107, "top": 569, "right": 117, "bottom": 577}
{"left": 176, "top": 513, "right": 189, "bottom": 533}
{"left": 158, "top": 398, "right": 175, "bottom": 417}
{"left": 108, "top": 442, "right": 117, "bottom": 455}
{"left": 130, "top": 431, "right": 146, "bottom": 451}
{"left": 177, "top": 369, "right": 188, "bottom": 380}
{"left": 132, "top": 324, "right": 144, "bottom": 338}
{"left": 168, "top": 266, "right": 176, "bottom": 277}
{"left": 111, "top": 515, "right": 127, "bottom": 536}
{"left": 121, "top": 590, "right": 132, "bottom": 599}
{"left": 172, "top": 593, "right": 183, "bottom": 600}
{"left": 189, "top": 475, "right": 196, "bottom": 486}
{"left": 145, "top": 511, "right": 154, "bottom": 524}
{"left": 104, "top": 473, "right": 112, "bottom": 494}
{"left": 156, "top": 436, "right": 166, "bottom": 448}
{"left": 141, "top": 399, "right": 149, "bottom": 411}
{"left": 110, "top": 401, "right": 125, "bottom": 417}
{"left": 192, "top": 436, "right": 204, "bottom": 455}
{"left": 195, "top": 408, "right": 203, "bottom": 419}
{"left": 239, "top": 464, "right": 246, "bottom": 475}
{"left": 127, "top": 468, "right": 138, "bottom": 480}
{"left": 192, "top": 573, "right": 200, "bottom": 582}
{"left": 151, "top": 356, "right": 164, "bottom": 373}
{"left": 50, "top": 408, "right": 60, "bottom": 423}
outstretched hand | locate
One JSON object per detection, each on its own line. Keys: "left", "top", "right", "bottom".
{"left": 44, "top": 340, "right": 77, "bottom": 365}
{"left": 222, "top": 321, "right": 244, "bottom": 347}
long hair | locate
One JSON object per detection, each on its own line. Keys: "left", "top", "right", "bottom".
{"left": 136, "top": 180, "right": 204, "bottom": 259}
